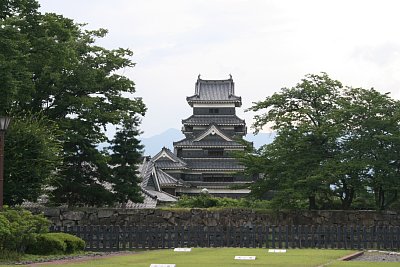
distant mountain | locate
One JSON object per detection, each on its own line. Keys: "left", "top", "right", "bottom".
{"left": 140, "top": 128, "right": 185, "bottom": 156}
{"left": 140, "top": 128, "right": 276, "bottom": 156}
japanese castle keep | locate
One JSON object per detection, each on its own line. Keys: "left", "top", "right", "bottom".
{"left": 139, "top": 75, "right": 251, "bottom": 205}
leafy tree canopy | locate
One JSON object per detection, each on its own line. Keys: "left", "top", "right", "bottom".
{"left": 4, "top": 114, "right": 62, "bottom": 205}
{"left": 1, "top": 0, "right": 146, "bottom": 206}
{"left": 243, "top": 73, "right": 400, "bottom": 210}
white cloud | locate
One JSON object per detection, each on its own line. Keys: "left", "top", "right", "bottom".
{"left": 39, "top": 0, "right": 400, "bottom": 137}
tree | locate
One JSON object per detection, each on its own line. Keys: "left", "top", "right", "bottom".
{"left": 337, "top": 87, "right": 400, "bottom": 209}
{"left": 4, "top": 114, "right": 62, "bottom": 205}
{"left": 248, "top": 73, "right": 343, "bottom": 209}
{"left": 245, "top": 73, "right": 400, "bottom": 210}
{"left": 1, "top": 0, "right": 146, "bottom": 206}
{"left": 0, "top": 0, "right": 39, "bottom": 115}
{"left": 108, "top": 117, "right": 144, "bottom": 204}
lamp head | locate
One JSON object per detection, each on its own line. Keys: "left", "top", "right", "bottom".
{"left": 0, "top": 116, "right": 11, "bottom": 131}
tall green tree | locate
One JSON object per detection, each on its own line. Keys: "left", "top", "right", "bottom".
{"left": 1, "top": 0, "right": 146, "bottom": 206}
{"left": 245, "top": 73, "right": 400, "bottom": 210}
{"left": 337, "top": 88, "right": 400, "bottom": 209}
{"left": 0, "top": 0, "right": 39, "bottom": 115}
{"left": 108, "top": 117, "right": 144, "bottom": 204}
{"left": 249, "top": 73, "right": 343, "bottom": 209}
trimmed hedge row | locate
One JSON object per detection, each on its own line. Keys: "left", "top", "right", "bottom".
{"left": 26, "top": 233, "right": 86, "bottom": 255}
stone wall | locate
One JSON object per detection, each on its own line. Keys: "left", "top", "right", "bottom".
{"left": 27, "top": 207, "right": 400, "bottom": 227}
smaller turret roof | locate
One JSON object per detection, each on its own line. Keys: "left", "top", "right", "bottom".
{"left": 186, "top": 75, "right": 241, "bottom": 106}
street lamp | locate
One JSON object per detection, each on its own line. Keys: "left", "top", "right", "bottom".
{"left": 0, "top": 116, "right": 11, "bottom": 209}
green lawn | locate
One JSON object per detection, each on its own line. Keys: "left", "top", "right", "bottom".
{"left": 1, "top": 248, "right": 398, "bottom": 267}
{"left": 329, "top": 261, "right": 400, "bottom": 267}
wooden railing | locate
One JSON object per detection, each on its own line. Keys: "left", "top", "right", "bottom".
{"left": 50, "top": 225, "right": 400, "bottom": 251}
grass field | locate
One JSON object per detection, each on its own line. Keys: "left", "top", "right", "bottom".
{"left": 328, "top": 262, "right": 400, "bottom": 267}
{"left": 1, "top": 248, "right": 399, "bottom": 267}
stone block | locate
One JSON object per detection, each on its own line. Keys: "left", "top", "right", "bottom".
{"left": 162, "top": 211, "right": 173, "bottom": 219}
{"left": 207, "top": 218, "right": 217, "bottom": 226}
{"left": 63, "top": 220, "right": 76, "bottom": 226}
{"left": 98, "top": 209, "right": 114, "bottom": 218}
{"left": 44, "top": 207, "right": 60, "bottom": 217}
{"left": 62, "top": 211, "right": 85, "bottom": 221}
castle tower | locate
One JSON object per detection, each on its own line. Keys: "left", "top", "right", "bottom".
{"left": 140, "top": 75, "right": 251, "bottom": 199}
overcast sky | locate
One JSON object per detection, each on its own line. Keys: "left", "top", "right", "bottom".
{"left": 38, "top": 0, "right": 400, "bottom": 137}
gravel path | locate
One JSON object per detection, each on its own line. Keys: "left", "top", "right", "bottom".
{"left": 19, "top": 251, "right": 139, "bottom": 266}
{"left": 351, "top": 250, "right": 400, "bottom": 262}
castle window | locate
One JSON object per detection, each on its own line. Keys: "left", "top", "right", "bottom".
{"left": 206, "top": 148, "right": 224, "bottom": 157}
{"left": 203, "top": 175, "right": 234, "bottom": 183}
{"left": 209, "top": 108, "right": 219, "bottom": 114}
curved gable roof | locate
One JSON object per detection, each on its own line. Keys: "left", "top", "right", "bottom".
{"left": 194, "top": 124, "right": 232, "bottom": 142}
{"left": 152, "top": 147, "right": 187, "bottom": 169}
{"left": 187, "top": 76, "right": 241, "bottom": 106}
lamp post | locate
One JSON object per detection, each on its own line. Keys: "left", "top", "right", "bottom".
{"left": 0, "top": 116, "right": 11, "bottom": 209}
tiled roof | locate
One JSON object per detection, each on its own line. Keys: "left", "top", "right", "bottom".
{"left": 144, "top": 189, "right": 178, "bottom": 202}
{"left": 187, "top": 77, "right": 241, "bottom": 104}
{"left": 154, "top": 160, "right": 186, "bottom": 169}
{"left": 21, "top": 157, "right": 179, "bottom": 210}
{"left": 152, "top": 147, "right": 187, "bottom": 169}
{"left": 173, "top": 138, "right": 245, "bottom": 148}
{"left": 182, "top": 115, "right": 245, "bottom": 126}
{"left": 184, "top": 158, "right": 245, "bottom": 171}
{"left": 139, "top": 158, "right": 157, "bottom": 189}
{"left": 156, "top": 169, "right": 184, "bottom": 187}
{"left": 174, "top": 124, "right": 246, "bottom": 148}
{"left": 194, "top": 124, "right": 232, "bottom": 142}
{"left": 21, "top": 191, "right": 159, "bottom": 209}
{"left": 140, "top": 157, "right": 185, "bottom": 188}
{"left": 120, "top": 192, "right": 158, "bottom": 208}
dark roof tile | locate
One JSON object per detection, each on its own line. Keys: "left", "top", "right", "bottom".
{"left": 182, "top": 115, "right": 245, "bottom": 126}
{"left": 174, "top": 139, "right": 245, "bottom": 148}
{"left": 184, "top": 158, "right": 244, "bottom": 170}
{"left": 187, "top": 78, "right": 241, "bottom": 105}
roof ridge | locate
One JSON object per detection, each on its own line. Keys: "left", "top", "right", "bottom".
{"left": 197, "top": 74, "right": 233, "bottom": 82}
{"left": 194, "top": 124, "right": 233, "bottom": 142}
{"left": 152, "top": 147, "right": 187, "bottom": 166}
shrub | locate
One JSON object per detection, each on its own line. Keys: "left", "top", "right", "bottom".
{"left": 0, "top": 249, "right": 23, "bottom": 262}
{"left": 175, "top": 195, "right": 272, "bottom": 209}
{"left": 175, "top": 195, "right": 218, "bottom": 208}
{"left": 26, "top": 233, "right": 85, "bottom": 255}
{"left": 49, "top": 233, "right": 86, "bottom": 253}
{"left": 0, "top": 207, "right": 50, "bottom": 253}
{"left": 26, "top": 234, "right": 66, "bottom": 255}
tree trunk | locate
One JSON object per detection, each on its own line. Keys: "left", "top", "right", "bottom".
{"left": 308, "top": 195, "right": 317, "bottom": 210}
{"left": 341, "top": 187, "right": 354, "bottom": 210}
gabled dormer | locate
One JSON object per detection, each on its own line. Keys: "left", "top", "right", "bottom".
{"left": 152, "top": 147, "right": 188, "bottom": 170}
{"left": 194, "top": 124, "right": 233, "bottom": 142}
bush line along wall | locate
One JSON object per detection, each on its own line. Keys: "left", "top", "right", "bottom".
{"left": 25, "top": 208, "right": 400, "bottom": 227}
